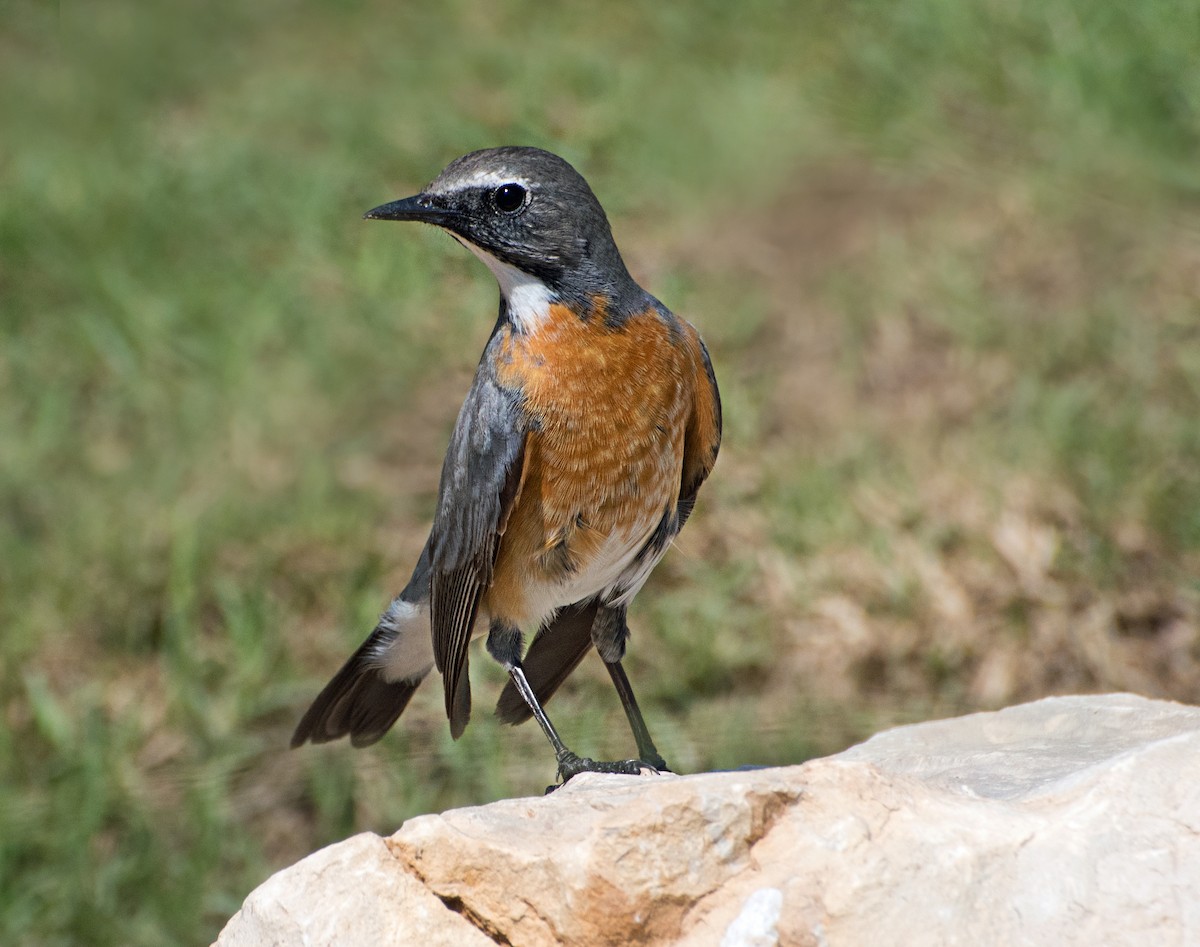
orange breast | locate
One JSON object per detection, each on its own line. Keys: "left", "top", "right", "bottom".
{"left": 485, "top": 302, "right": 699, "bottom": 627}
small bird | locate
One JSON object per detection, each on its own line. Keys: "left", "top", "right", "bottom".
{"left": 291, "top": 147, "right": 721, "bottom": 786}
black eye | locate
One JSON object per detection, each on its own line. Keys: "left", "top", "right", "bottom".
{"left": 493, "top": 183, "right": 526, "bottom": 213}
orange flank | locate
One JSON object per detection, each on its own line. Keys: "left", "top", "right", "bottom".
{"left": 486, "top": 302, "right": 712, "bottom": 627}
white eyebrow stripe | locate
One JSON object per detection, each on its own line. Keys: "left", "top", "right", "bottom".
{"left": 437, "top": 169, "right": 532, "bottom": 191}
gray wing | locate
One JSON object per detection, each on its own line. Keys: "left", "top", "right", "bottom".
{"left": 429, "top": 344, "right": 529, "bottom": 738}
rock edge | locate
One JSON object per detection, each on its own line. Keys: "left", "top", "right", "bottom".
{"left": 216, "top": 694, "right": 1200, "bottom": 946}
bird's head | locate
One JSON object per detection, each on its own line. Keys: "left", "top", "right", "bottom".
{"left": 366, "top": 147, "right": 638, "bottom": 327}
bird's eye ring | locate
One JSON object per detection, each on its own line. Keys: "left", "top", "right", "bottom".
{"left": 493, "top": 183, "right": 527, "bottom": 214}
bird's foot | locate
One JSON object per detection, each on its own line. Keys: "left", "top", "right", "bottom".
{"left": 544, "top": 751, "right": 668, "bottom": 794}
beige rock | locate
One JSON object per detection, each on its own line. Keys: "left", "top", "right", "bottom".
{"left": 215, "top": 694, "right": 1200, "bottom": 947}
{"left": 214, "top": 832, "right": 495, "bottom": 947}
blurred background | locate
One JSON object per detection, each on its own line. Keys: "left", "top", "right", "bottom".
{"left": 5, "top": 0, "right": 1199, "bottom": 942}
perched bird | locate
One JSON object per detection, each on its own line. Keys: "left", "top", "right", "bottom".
{"left": 291, "top": 147, "right": 721, "bottom": 785}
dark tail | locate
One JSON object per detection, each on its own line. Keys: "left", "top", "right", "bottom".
{"left": 291, "top": 625, "right": 426, "bottom": 749}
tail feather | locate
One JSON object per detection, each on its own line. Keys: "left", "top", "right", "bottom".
{"left": 291, "top": 623, "right": 427, "bottom": 748}
{"left": 495, "top": 601, "right": 598, "bottom": 725}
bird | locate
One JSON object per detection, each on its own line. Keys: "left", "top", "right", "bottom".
{"left": 291, "top": 146, "right": 721, "bottom": 787}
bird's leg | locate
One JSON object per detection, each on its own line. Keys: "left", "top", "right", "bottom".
{"left": 604, "top": 659, "right": 670, "bottom": 772}
{"left": 591, "top": 606, "right": 670, "bottom": 772}
{"left": 486, "top": 620, "right": 644, "bottom": 789}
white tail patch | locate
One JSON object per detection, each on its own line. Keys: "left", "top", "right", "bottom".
{"left": 373, "top": 598, "right": 435, "bottom": 684}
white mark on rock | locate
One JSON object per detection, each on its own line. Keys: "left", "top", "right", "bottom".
{"left": 721, "top": 887, "right": 783, "bottom": 947}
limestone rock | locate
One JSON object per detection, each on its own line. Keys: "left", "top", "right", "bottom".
{"left": 214, "top": 832, "right": 495, "bottom": 947}
{"left": 215, "top": 694, "right": 1200, "bottom": 946}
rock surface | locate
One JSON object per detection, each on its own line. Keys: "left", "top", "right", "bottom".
{"left": 215, "top": 694, "right": 1200, "bottom": 946}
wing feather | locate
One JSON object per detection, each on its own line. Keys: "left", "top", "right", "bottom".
{"left": 428, "top": 335, "right": 529, "bottom": 737}
{"left": 679, "top": 333, "right": 722, "bottom": 526}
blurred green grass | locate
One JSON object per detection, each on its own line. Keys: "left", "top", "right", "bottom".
{"left": 4, "top": 0, "right": 1199, "bottom": 942}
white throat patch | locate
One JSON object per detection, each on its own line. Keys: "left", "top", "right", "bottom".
{"left": 453, "top": 236, "right": 554, "bottom": 332}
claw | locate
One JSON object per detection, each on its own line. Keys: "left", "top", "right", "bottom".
{"left": 545, "top": 751, "right": 668, "bottom": 791}
{"left": 643, "top": 753, "right": 670, "bottom": 773}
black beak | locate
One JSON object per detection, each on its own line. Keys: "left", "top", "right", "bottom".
{"left": 364, "top": 194, "right": 457, "bottom": 226}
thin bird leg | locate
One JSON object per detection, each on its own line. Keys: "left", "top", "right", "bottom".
{"left": 504, "top": 663, "right": 572, "bottom": 759}
{"left": 590, "top": 605, "right": 669, "bottom": 772}
{"left": 488, "top": 620, "right": 643, "bottom": 787}
{"left": 605, "top": 660, "right": 670, "bottom": 772}
{"left": 502, "top": 664, "right": 644, "bottom": 787}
